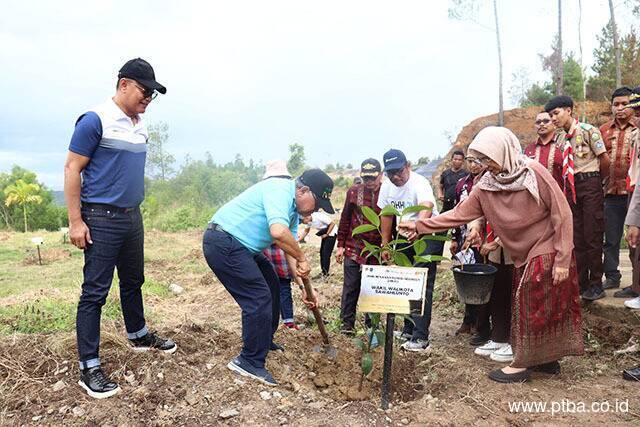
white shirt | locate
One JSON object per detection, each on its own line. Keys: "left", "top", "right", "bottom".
{"left": 307, "top": 211, "right": 337, "bottom": 236}
{"left": 377, "top": 171, "right": 439, "bottom": 221}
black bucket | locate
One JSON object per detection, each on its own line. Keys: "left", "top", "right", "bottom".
{"left": 452, "top": 263, "right": 498, "bottom": 305}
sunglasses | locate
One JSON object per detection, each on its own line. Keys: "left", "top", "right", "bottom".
{"left": 534, "top": 118, "right": 551, "bottom": 125}
{"left": 361, "top": 175, "right": 378, "bottom": 182}
{"left": 126, "top": 79, "right": 158, "bottom": 100}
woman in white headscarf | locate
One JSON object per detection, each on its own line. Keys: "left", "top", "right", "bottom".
{"left": 399, "top": 126, "right": 583, "bottom": 383}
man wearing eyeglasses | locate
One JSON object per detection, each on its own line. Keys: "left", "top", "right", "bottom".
{"left": 377, "top": 149, "right": 442, "bottom": 353}
{"left": 64, "top": 58, "right": 175, "bottom": 399}
{"left": 524, "top": 112, "right": 563, "bottom": 189}
{"left": 599, "top": 87, "right": 638, "bottom": 295}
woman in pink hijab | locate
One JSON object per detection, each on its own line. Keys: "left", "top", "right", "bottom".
{"left": 399, "top": 126, "right": 583, "bottom": 383}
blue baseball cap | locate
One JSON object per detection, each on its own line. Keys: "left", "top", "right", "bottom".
{"left": 382, "top": 149, "right": 407, "bottom": 171}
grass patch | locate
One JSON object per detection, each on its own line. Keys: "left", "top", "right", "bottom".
{"left": 143, "top": 278, "right": 170, "bottom": 298}
{"left": 0, "top": 296, "right": 123, "bottom": 334}
{"left": 0, "top": 248, "right": 23, "bottom": 263}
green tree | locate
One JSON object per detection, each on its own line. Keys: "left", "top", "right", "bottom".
{"left": 562, "top": 55, "right": 585, "bottom": 101}
{"left": 415, "top": 156, "right": 431, "bottom": 166}
{"left": 287, "top": 143, "right": 306, "bottom": 176}
{"left": 521, "top": 47, "right": 584, "bottom": 107}
{"left": 587, "top": 24, "right": 640, "bottom": 101}
{"left": 4, "top": 179, "right": 43, "bottom": 232}
{"left": 147, "top": 122, "right": 175, "bottom": 181}
{"left": 521, "top": 83, "right": 554, "bottom": 107}
{"left": 0, "top": 166, "right": 65, "bottom": 232}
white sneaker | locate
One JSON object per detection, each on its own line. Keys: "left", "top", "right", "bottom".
{"left": 474, "top": 340, "right": 508, "bottom": 356}
{"left": 624, "top": 296, "right": 640, "bottom": 309}
{"left": 490, "top": 344, "right": 514, "bottom": 362}
{"left": 393, "top": 331, "right": 412, "bottom": 341}
{"left": 400, "top": 339, "right": 431, "bottom": 353}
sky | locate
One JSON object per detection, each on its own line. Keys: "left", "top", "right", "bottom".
{"left": 0, "top": 0, "right": 634, "bottom": 190}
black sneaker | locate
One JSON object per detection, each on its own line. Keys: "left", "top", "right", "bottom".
{"left": 270, "top": 342, "right": 285, "bottom": 352}
{"left": 582, "top": 285, "right": 605, "bottom": 301}
{"left": 78, "top": 367, "right": 121, "bottom": 399}
{"left": 614, "top": 286, "right": 639, "bottom": 298}
{"left": 227, "top": 356, "right": 278, "bottom": 386}
{"left": 130, "top": 331, "right": 177, "bottom": 354}
{"left": 602, "top": 278, "right": 621, "bottom": 290}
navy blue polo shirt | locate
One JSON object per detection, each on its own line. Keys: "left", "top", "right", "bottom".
{"left": 68, "top": 98, "right": 148, "bottom": 208}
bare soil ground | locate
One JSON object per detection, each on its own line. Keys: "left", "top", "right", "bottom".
{"left": 2, "top": 230, "right": 640, "bottom": 426}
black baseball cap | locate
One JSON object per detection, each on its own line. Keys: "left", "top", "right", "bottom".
{"left": 360, "top": 158, "right": 381, "bottom": 178}
{"left": 383, "top": 149, "right": 407, "bottom": 171}
{"left": 628, "top": 87, "right": 640, "bottom": 109}
{"left": 118, "top": 58, "right": 167, "bottom": 94}
{"left": 298, "top": 168, "right": 335, "bottom": 214}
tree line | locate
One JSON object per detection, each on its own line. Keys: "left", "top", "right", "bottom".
{"left": 449, "top": 0, "right": 640, "bottom": 123}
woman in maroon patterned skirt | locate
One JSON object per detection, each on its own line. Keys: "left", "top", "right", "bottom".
{"left": 399, "top": 126, "right": 584, "bottom": 383}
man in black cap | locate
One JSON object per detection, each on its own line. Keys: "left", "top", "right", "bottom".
{"left": 545, "top": 95, "right": 610, "bottom": 301}
{"left": 203, "top": 168, "right": 331, "bottom": 386}
{"left": 335, "top": 158, "right": 383, "bottom": 333}
{"left": 64, "top": 58, "right": 175, "bottom": 398}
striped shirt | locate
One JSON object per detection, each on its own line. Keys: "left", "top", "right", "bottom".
{"left": 68, "top": 98, "right": 148, "bottom": 207}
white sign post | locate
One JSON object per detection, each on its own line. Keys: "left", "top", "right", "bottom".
{"left": 358, "top": 265, "right": 430, "bottom": 409}
{"left": 358, "top": 265, "right": 429, "bottom": 314}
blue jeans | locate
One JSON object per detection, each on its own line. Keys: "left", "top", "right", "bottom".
{"left": 603, "top": 195, "right": 628, "bottom": 282}
{"left": 76, "top": 204, "right": 147, "bottom": 369}
{"left": 279, "top": 277, "right": 294, "bottom": 323}
{"left": 401, "top": 238, "right": 445, "bottom": 341}
{"left": 202, "top": 228, "right": 280, "bottom": 369}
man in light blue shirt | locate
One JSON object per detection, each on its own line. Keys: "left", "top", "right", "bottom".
{"left": 203, "top": 168, "right": 334, "bottom": 386}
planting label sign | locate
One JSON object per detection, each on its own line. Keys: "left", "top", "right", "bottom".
{"left": 358, "top": 265, "right": 429, "bottom": 314}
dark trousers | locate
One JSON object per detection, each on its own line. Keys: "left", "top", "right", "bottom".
{"left": 76, "top": 205, "right": 146, "bottom": 369}
{"left": 254, "top": 253, "right": 281, "bottom": 338}
{"left": 631, "top": 246, "right": 640, "bottom": 293}
{"left": 320, "top": 235, "right": 337, "bottom": 276}
{"left": 462, "top": 305, "right": 478, "bottom": 327}
{"left": 340, "top": 258, "right": 362, "bottom": 330}
{"left": 279, "top": 277, "right": 294, "bottom": 322}
{"left": 401, "top": 238, "right": 445, "bottom": 341}
{"left": 571, "top": 176, "right": 605, "bottom": 291}
{"left": 475, "top": 260, "right": 514, "bottom": 343}
{"left": 603, "top": 195, "right": 628, "bottom": 283}
{"left": 202, "top": 229, "right": 279, "bottom": 369}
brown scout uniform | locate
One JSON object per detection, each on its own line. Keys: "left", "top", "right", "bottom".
{"left": 556, "top": 120, "right": 605, "bottom": 292}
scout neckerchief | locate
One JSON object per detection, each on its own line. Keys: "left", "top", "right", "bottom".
{"left": 562, "top": 119, "right": 578, "bottom": 204}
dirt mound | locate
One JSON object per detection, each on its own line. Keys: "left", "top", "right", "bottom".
{"left": 22, "top": 248, "right": 72, "bottom": 265}
{"left": 434, "top": 101, "right": 611, "bottom": 183}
